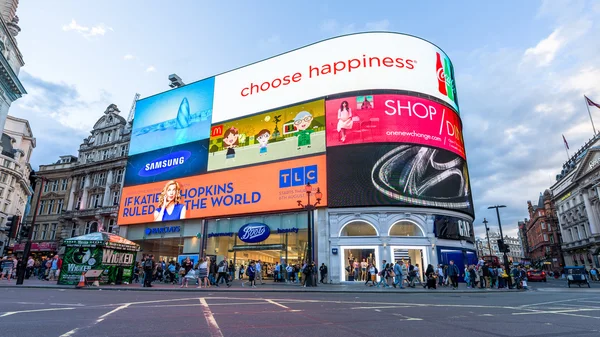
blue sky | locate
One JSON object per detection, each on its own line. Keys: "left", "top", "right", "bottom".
{"left": 9, "top": 0, "right": 600, "bottom": 237}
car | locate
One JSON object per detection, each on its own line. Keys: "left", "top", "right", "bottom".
{"left": 527, "top": 270, "right": 547, "bottom": 282}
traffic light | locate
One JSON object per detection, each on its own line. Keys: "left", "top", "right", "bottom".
{"left": 19, "top": 224, "right": 30, "bottom": 240}
{"left": 5, "top": 215, "right": 20, "bottom": 239}
{"left": 497, "top": 239, "right": 505, "bottom": 252}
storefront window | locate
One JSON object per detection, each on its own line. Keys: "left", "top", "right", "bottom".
{"left": 389, "top": 221, "right": 424, "bottom": 236}
{"left": 339, "top": 221, "right": 377, "bottom": 236}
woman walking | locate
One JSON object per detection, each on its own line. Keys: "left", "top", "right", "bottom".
{"left": 197, "top": 257, "right": 209, "bottom": 288}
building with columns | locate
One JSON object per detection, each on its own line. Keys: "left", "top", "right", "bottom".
{"left": 475, "top": 231, "right": 524, "bottom": 263}
{"left": 551, "top": 134, "right": 600, "bottom": 269}
{"left": 21, "top": 104, "right": 129, "bottom": 256}
{"left": 0, "top": 0, "right": 26, "bottom": 135}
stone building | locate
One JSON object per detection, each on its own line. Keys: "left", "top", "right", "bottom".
{"left": 0, "top": 0, "right": 26, "bottom": 134}
{"left": 551, "top": 134, "right": 600, "bottom": 269}
{"left": 476, "top": 231, "right": 524, "bottom": 262}
{"left": 22, "top": 104, "right": 130, "bottom": 255}
{"left": 524, "top": 191, "right": 564, "bottom": 270}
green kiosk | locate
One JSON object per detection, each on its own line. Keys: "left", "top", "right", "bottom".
{"left": 58, "top": 232, "right": 140, "bottom": 285}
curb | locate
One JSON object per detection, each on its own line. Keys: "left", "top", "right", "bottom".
{"left": 0, "top": 285, "right": 524, "bottom": 294}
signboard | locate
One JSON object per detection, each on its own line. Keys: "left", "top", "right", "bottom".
{"left": 118, "top": 155, "right": 327, "bottom": 225}
{"left": 433, "top": 215, "right": 474, "bottom": 242}
{"left": 129, "top": 77, "right": 215, "bottom": 156}
{"left": 326, "top": 144, "right": 473, "bottom": 216}
{"left": 325, "top": 93, "right": 464, "bottom": 158}
{"left": 58, "top": 246, "right": 137, "bottom": 285}
{"left": 238, "top": 223, "right": 271, "bottom": 243}
{"left": 212, "top": 32, "right": 459, "bottom": 123}
{"left": 207, "top": 99, "right": 325, "bottom": 171}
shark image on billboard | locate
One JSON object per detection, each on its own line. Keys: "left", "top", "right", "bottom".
{"left": 129, "top": 77, "right": 215, "bottom": 156}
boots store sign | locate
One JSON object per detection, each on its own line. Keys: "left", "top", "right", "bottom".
{"left": 238, "top": 223, "right": 271, "bottom": 243}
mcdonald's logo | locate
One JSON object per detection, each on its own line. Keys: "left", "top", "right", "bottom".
{"left": 211, "top": 125, "right": 224, "bottom": 137}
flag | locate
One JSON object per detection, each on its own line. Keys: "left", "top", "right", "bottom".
{"left": 586, "top": 96, "right": 600, "bottom": 109}
{"left": 562, "top": 134, "right": 569, "bottom": 150}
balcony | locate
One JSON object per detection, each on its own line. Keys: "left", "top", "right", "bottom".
{"left": 60, "top": 205, "right": 119, "bottom": 220}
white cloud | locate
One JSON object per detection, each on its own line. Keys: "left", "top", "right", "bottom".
{"left": 123, "top": 54, "right": 135, "bottom": 60}
{"left": 145, "top": 66, "right": 156, "bottom": 72}
{"left": 62, "top": 19, "right": 113, "bottom": 39}
{"left": 523, "top": 28, "right": 563, "bottom": 67}
{"left": 258, "top": 35, "right": 281, "bottom": 49}
{"left": 365, "top": 19, "right": 390, "bottom": 31}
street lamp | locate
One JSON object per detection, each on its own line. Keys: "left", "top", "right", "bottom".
{"left": 16, "top": 176, "right": 46, "bottom": 285}
{"left": 483, "top": 218, "right": 492, "bottom": 257}
{"left": 297, "top": 183, "right": 322, "bottom": 287}
{"left": 488, "top": 205, "right": 512, "bottom": 288}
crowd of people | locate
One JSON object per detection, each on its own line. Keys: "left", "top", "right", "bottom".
{"left": 0, "top": 255, "right": 62, "bottom": 281}
{"left": 132, "top": 255, "right": 329, "bottom": 288}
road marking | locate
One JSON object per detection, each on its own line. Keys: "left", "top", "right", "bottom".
{"left": 519, "top": 298, "right": 584, "bottom": 307}
{"left": 393, "top": 314, "right": 422, "bottom": 321}
{"left": 351, "top": 306, "right": 411, "bottom": 310}
{"left": 99, "top": 304, "right": 130, "bottom": 319}
{"left": 0, "top": 307, "right": 75, "bottom": 317}
{"left": 50, "top": 303, "right": 85, "bottom": 307}
{"left": 266, "top": 299, "right": 291, "bottom": 310}
{"left": 199, "top": 298, "right": 224, "bottom": 337}
{"left": 479, "top": 314, "right": 494, "bottom": 317}
{"left": 374, "top": 309, "right": 381, "bottom": 312}
{"left": 59, "top": 328, "right": 79, "bottom": 337}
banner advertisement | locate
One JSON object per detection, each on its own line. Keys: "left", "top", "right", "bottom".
{"left": 433, "top": 215, "right": 475, "bottom": 242}
{"left": 58, "top": 246, "right": 137, "bottom": 285}
{"left": 326, "top": 144, "right": 473, "bottom": 216}
{"left": 325, "top": 93, "right": 465, "bottom": 159}
{"left": 212, "top": 32, "right": 458, "bottom": 123}
{"left": 207, "top": 99, "right": 325, "bottom": 171}
{"left": 129, "top": 77, "right": 215, "bottom": 156}
{"left": 124, "top": 139, "right": 209, "bottom": 186}
{"left": 118, "top": 155, "right": 327, "bottom": 225}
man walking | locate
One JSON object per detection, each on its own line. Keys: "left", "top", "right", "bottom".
{"left": 143, "top": 255, "right": 155, "bottom": 287}
{"left": 255, "top": 260, "right": 264, "bottom": 285}
{"left": 393, "top": 260, "right": 404, "bottom": 289}
{"left": 447, "top": 260, "right": 460, "bottom": 290}
{"left": 48, "top": 255, "right": 61, "bottom": 282}
{"left": 26, "top": 256, "right": 34, "bottom": 279}
{"left": 216, "top": 260, "right": 232, "bottom": 287}
{"left": 319, "top": 263, "right": 328, "bottom": 284}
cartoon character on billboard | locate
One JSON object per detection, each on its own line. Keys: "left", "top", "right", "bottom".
{"left": 256, "top": 129, "right": 271, "bottom": 156}
{"left": 293, "top": 111, "right": 314, "bottom": 150}
{"left": 154, "top": 180, "right": 187, "bottom": 222}
{"left": 222, "top": 127, "right": 239, "bottom": 161}
{"left": 337, "top": 100, "right": 353, "bottom": 142}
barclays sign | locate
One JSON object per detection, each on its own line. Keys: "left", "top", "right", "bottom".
{"left": 238, "top": 223, "right": 270, "bottom": 243}
{"left": 146, "top": 226, "right": 181, "bottom": 235}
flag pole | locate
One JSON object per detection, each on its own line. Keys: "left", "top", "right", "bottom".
{"left": 564, "top": 143, "right": 570, "bottom": 161}
{"left": 585, "top": 95, "right": 597, "bottom": 135}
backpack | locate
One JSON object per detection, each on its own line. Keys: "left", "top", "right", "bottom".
{"left": 490, "top": 268, "right": 497, "bottom": 278}
{"left": 144, "top": 259, "right": 153, "bottom": 270}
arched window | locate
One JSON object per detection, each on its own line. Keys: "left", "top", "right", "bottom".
{"left": 389, "top": 221, "right": 424, "bottom": 236}
{"left": 340, "top": 221, "right": 378, "bottom": 236}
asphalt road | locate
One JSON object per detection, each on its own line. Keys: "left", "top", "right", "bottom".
{"left": 1, "top": 282, "right": 600, "bottom": 337}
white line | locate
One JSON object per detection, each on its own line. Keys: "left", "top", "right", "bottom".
{"left": 99, "top": 304, "right": 130, "bottom": 319}
{"left": 393, "top": 313, "right": 423, "bottom": 321}
{"left": 520, "top": 298, "right": 584, "bottom": 307}
{"left": 50, "top": 303, "right": 85, "bottom": 307}
{"left": 266, "top": 299, "right": 290, "bottom": 310}
{"left": 199, "top": 298, "right": 224, "bottom": 337}
{"left": 0, "top": 307, "right": 75, "bottom": 317}
{"left": 59, "top": 328, "right": 79, "bottom": 337}
{"left": 351, "top": 306, "right": 411, "bottom": 310}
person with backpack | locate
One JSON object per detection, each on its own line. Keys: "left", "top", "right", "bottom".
{"left": 216, "top": 260, "right": 232, "bottom": 287}
{"left": 242, "top": 261, "right": 256, "bottom": 288}
{"left": 143, "top": 255, "right": 155, "bottom": 287}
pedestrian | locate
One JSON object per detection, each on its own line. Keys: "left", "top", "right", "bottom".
{"left": 447, "top": 260, "right": 459, "bottom": 290}
{"left": 366, "top": 263, "right": 378, "bottom": 286}
{"left": 243, "top": 261, "right": 256, "bottom": 288}
{"left": 413, "top": 263, "right": 423, "bottom": 286}
{"left": 437, "top": 264, "right": 444, "bottom": 287}
{"left": 0, "top": 256, "right": 14, "bottom": 281}
{"left": 197, "top": 257, "right": 209, "bottom": 288}
{"left": 255, "top": 260, "right": 264, "bottom": 285}
{"left": 319, "top": 263, "right": 328, "bottom": 284}
{"left": 239, "top": 264, "right": 245, "bottom": 280}
{"left": 25, "top": 256, "right": 34, "bottom": 279}
{"left": 393, "top": 260, "right": 404, "bottom": 289}
{"left": 425, "top": 264, "right": 437, "bottom": 289}
{"left": 48, "top": 255, "right": 61, "bottom": 282}
{"left": 143, "top": 255, "right": 155, "bottom": 287}
{"left": 216, "top": 260, "right": 232, "bottom": 287}
{"left": 286, "top": 264, "right": 294, "bottom": 283}
{"left": 377, "top": 261, "right": 390, "bottom": 288}
{"left": 463, "top": 264, "right": 471, "bottom": 288}
{"left": 274, "top": 262, "right": 280, "bottom": 282}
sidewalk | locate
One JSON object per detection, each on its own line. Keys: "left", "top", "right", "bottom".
{"left": 0, "top": 278, "right": 521, "bottom": 294}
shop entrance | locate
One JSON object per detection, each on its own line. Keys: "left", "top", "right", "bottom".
{"left": 135, "top": 237, "right": 184, "bottom": 264}
{"left": 390, "top": 246, "right": 428, "bottom": 275}
{"left": 342, "top": 247, "right": 377, "bottom": 282}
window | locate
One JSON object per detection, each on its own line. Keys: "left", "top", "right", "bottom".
{"left": 85, "top": 222, "right": 98, "bottom": 234}
{"left": 75, "top": 196, "right": 82, "bottom": 210}
{"left": 550, "top": 235, "right": 555, "bottom": 244}
{"left": 70, "top": 224, "right": 78, "bottom": 238}
{"left": 107, "top": 219, "right": 116, "bottom": 233}
{"left": 545, "top": 246, "right": 551, "bottom": 254}
{"left": 115, "top": 169, "right": 124, "bottom": 184}
{"left": 43, "top": 180, "right": 49, "bottom": 192}
{"left": 105, "top": 131, "right": 112, "bottom": 143}
{"left": 38, "top": 200, "right": 46, "bottom": 215}
{"left": 93, "top": 172, "right": 106, "bottom": 186}
{"left": 31, "top": 225, "right": 38, "bottom": 241}
{"left": 79, "top": 177, "right": 86, "bottom": 189}
{"left": 120, "top": 145, "right": 128, "bottom": 157}
{"left": 61, "top": 179, "right": 68, "bottom": 191}
{"left": 581, "top": 226, "right": 587, "bottom": 239}
{"left": 2, "top": 159, "right": 9, "bottom": 167}
{"left": 541, "top": 222, "right": 546, "bottom": 230}
{"left": 574, "top": 227, "right": 581, "bottom": 240}
{"left": 88, "top": 194, "right": 103, "bottom": 208}
{"left": 538, "top": 210, "right": 543, "bottom": 217}
{"left": 543, "top": 233, "right": 548, "bottom": 241}
{"left": 6, "top": 189, "right": 13, "bottom": 200}
{"left": 0, "top": 173, "right": 7, "bottom": 183}
{"left": 340, "top": 221, "right": 377, "bottom": 236}
{"left": 112, "top": 190, "right": 120, "bottom": 205}
{"left": 49, "top": 223, "right": 57, "bottom": 240}
{"left": 47, "top": 199, "right": 55, "bottom": 215}
{"left": 40, "top": 224, "right": 48, "bottom": 240}
{"left": 389, "top": 221, "right": 425, "bottom": 236}
{"left": 0, "top": 187, "right": 4, "bottom": 198}
{"left": 56, "top": 199, "right": 64, "bottom": 214}
{"left": 568, "top": 229, "right": 573, "bottom": 242}
{"left": 102, "top": 150, "right": 109, "bottom": 160}
{"left": 51, "top": 180, "right": 59, "bottom": 192}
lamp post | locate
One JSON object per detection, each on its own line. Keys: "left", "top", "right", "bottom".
{"left": 297, "top": 183, "right": 322, "bottom": 287}
{"left": 483, "top": 218, "right": 492, "bottom": 257}
{"left": 16, "top": 176, "right": 46, "bottom": 285}
{"left": 488, "top": 205, "right": 512, "bottom": 288}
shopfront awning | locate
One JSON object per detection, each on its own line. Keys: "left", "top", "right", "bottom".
{"left": 13, "top": 242, "right": 58, "bottom": 252}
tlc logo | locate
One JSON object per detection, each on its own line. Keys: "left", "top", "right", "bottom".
{"left": 279, "top": 165, "right": 317, "bottom": 188}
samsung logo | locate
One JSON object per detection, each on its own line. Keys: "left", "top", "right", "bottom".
{"left": 138, "top": 151, "right": 191, "bottom": 177}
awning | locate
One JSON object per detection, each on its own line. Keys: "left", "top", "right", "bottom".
{"left": 13, "top": 242, "right": 58, "bottom": 252}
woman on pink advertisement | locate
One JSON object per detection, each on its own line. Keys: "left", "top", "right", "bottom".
{"left": 337, "top": 100, "right": 353, "bottom": 142}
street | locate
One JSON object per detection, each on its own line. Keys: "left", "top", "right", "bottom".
{"left": 1, "top": 280, "right": 600, "bottom": 337}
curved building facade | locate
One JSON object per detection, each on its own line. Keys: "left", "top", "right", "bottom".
{"left": 118, "top": 32, "right": 476, "bottom": 282}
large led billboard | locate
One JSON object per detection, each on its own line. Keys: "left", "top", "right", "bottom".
{"left": 118, "top": 155, "right": 327, "bottom": 225}
{"left": 325, "top": 93, "right": 465, "bottom": 158}
{"left": 207, "top": 99, "right": 325, "bottom": 171}
{"left": 129, "top": 77, "right": 215, "bottom": 156}
{"left": 326, "top": 143, "right": 473, "bottom": 216}
{"left": 212, "top": 32, "right": 458, "bottom": 123}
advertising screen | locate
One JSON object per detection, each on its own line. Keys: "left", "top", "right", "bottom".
{"left": 433, "top": 215, "right": 474, "bottom": 242}
{"left": 129, "top": 77, "right": 215, "bottom": 156}
{"left": 124, "top": 139, "right": 209, "bottom": 186}
{"left": 207, "top": 99, "right": 325, "bottom": 171}
{"left": 118, "top": 155, "right": 327, "bottom": 225}
{"left": 212, "top": 32, "right": 458, "bottom": 123}
{"left": 325, "top": 93, "right": 465, "bottom": 159}
{"left": 326, "top": 144, "right": 473, "bottom": 216}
